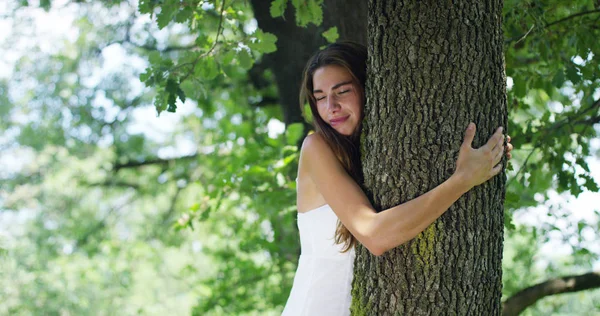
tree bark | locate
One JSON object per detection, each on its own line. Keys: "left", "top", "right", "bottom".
{"left": 353, "top": 1, "right": 507, "bottom": 315}
{"left": 249, "top": 0, "right": 367, "bottom": 126}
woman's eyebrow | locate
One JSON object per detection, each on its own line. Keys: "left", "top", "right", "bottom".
{"left": 313, "top": 80, "right": 353, "bottom": 94}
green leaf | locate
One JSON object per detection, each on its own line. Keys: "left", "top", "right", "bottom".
{"left": 575, "top": 247, "right": 591, "bottom": 256}
{"left": 557, "top": 171, "right": 571, "bottom": 193}
{"left": 156, "top": 2, "right": 177, "bottom": 29}
{"left": 156, "top": 12, "right": 171, "bottom": 30}
{"left": 307, "top": 0, "right": 323, "bottom": 26}
{"left": 139, "top": 70, "right": 152, "bottom": 85}
{"left": 165, "top": 78, "right": 178, "bottom": 94}
{"left": 180, "top": 80, "right": 206, "bottom": 101}
{"left": 281, "top": 153, "right": 298, "bottom": 168}
{"left": 576, "top": 157, "right": 590, "bottom": 172}
{"left": 292, "top": 0, "right": 323, "bottom": 27}
{"left": 167, "top": 92, "right": 177, "bottom": 112}
{"left": 154, "top": 91, "right": 168, "bottom": 115}
{"left": 322, "top": 27, "right": 339, "bottom": 43}
{"left": 237, "top": 49, "right": 254, "bottom": 70}
{"left": 177, "top": 87, "right": 186, "bottom": 104}
{"left": 551, "top": 69, "right": 565, "bottom": 88}
{"left": 566, "top": 65, "right": 581, "bottom": 84}
{"left": 148, "top": 51, "right": 162, "bottom": 66}
{"left": 513, "top": 76, "right": 527, "bottom": 98}
{"left": 196, "top": 56, "right": 220, "bottom": 80}
{"left": 285, "top": 123, "right": 304, "bottom": 145}
{"left": 175, "top": 7, "right": 193, "bottom": 23}
{"left": 221, "top": 50, "right": 236, "bottom": 65}
{"left": 302, "top": 103, "right": 313, "bottom": 123}
{"left": 582, "top": 174, "right": 600, "bottom": 192}
{"left": 248, "top": 30, "right": 278, "bottom": 54}
{"left": 164, "top": 79, "right": 181, "bottom": 112}
{"left": 40, "top": 0, "right": 50, "bottom": 10}
{"left": 504, "top": 210, "right": 516, "bottom": 231}
{"left": 270, "top": 0, "right": 287, "bottom": 18}
{"left": 138, "top": 0, "right": 156, "bottom": 14}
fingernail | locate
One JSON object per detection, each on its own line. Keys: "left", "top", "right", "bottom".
{"left": 499, "top": 127, "right": 503, "bottom": 132}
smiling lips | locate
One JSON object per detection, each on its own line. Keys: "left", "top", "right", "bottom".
{"left": 329, "top": 115, "right": 350, "bottom": 126}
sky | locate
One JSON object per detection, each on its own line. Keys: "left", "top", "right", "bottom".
{"left": 1, "top": 0, "right": 599, "bottom": 270}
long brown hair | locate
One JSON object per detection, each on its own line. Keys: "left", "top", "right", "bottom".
{"left": 299, "top": 42, "right": 367, "bottom": 252}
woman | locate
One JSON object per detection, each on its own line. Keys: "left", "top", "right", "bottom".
{"left": 282, "top": 42, "right": 513, "bottom": 315}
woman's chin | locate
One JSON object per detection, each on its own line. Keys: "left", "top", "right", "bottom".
{"left": 334, "top": 127, "right": 354, "bottom": 136}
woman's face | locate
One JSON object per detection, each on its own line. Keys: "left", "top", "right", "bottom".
{"left": 312, "top": 65, "right": 363, "bottom": 136}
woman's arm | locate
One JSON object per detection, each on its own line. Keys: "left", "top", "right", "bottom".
{"left": 300, "top": 122, "right": 505, "bottom": 256}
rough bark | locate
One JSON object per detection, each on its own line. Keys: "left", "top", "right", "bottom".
{"left": 353, "top": 1, "right": 507, "bottom": 315}
{"left": 249, "top": 0, "right": 367, "bottom": 126}
{"left": 502, "top": 271, "right": 600, "bottom": 316}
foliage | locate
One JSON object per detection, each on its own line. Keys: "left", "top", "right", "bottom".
{"left": 504, "top": 0, "right": 600, "bottom": 209}
{"left": 1, "top": 0, "right": 599, "bottom": 315}
{"left": 500, "top": 1, "right": 600, "bottom": 313}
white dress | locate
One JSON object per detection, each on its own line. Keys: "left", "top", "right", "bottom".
{"left": 282, "top": 204, "right": 356, "bottom": 316}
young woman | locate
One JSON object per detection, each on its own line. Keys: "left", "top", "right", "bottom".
{"left": 282, "top": 42, "right": 513, "bottom": 315}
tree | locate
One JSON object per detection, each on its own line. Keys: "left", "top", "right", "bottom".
{"left": 352, "top": 1, "right": 507, "bottom": 314}
{"left": 2, "top": 0, "right": 600, "bottom": 315}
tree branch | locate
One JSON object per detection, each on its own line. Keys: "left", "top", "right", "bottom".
{"left": 545, "top": 9, "right": 600, "bottom": 28}
{"left": 506, "top": 9, "right": 600, "bottom": 44}
{"left": 520, "top": 98, "right": 600, "bottom": 144}
{"left": 113, "top": 154, "right": 199, "bottom": 171}
{"left": 502, "top": 271, "right": 600, "bottom": 316}
{"left": 178, "top": 0, "right": 227, "bottom": 82}
{"left": 506, "top": 98, "right": 599, "bottom": 186}
{"left": 82, "top": 180, "right": 140, "bottom": 189}
{"left": 121, "top": 40, "right": 196, "bottom": 53}
{"left": 162, "top": 184, "right": 183, "bottom": 225}
{"left": 95, "top": 10, "right": 196, "bottom": 54}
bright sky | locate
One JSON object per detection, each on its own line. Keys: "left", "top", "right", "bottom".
{"left": 1, "top": 0, "right": 599, "bottom": 270}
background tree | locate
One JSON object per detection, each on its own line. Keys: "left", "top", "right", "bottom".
{"left": 0, "top": 0, "right": 599, "bottom": 315}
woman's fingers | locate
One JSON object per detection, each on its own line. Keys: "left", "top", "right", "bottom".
{"left": 491, "top": 163, "right": 503, "bottom": 177}
{"left": 485, "top": 127, "right": 504, "bottom": 151}
{"left": 493, "top": 142, "right": 504, "bottom": 165}
{"left": 462, "top": 122, "right": 476, "bottom": 148}
{"left": 489, "top": 133, "right": 504, "bottom": 159}
{"left": 504, "top": 135, "right": 513, "bottom": 160}
{"left": 495, "top": 134, "right": 505, "bottom": 152}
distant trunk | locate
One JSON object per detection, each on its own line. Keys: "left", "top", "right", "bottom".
{"left": 353, "top": 1, "right": 507, "bottom": 315}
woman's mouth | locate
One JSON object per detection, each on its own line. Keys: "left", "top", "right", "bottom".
{"left": 330, "top": 115, "right": 350, "bottom": 126}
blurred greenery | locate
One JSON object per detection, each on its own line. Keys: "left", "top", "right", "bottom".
{"left": 0, "top": 0, "right": 599, "bottom": 315}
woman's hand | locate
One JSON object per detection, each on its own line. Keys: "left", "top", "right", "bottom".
{"left": 506, "top": 135, "right": 513, "bottom": 160}
{"left": 453, "top": 122, "right": 505, "bottom": 192}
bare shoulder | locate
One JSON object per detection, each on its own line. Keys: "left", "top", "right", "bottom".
{"left": 299, "top": 132, "right": 345, "bottom": 176}
{"left": 300, "top": 132, "right": 334, "bottom": 161}
{"left": 297, "top": 134, "right": 330, "bottom": 211}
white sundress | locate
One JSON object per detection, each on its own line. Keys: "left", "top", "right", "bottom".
{"left": 282, "top": 204, "right": 356, "bottom": 316}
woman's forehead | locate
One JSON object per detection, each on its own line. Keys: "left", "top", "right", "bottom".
{"left": 313, "top": 65, "right": 353, "bottom": 91}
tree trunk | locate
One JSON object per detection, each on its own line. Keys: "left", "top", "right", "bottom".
{"left": 353, "top": 1, "right": 507, "bottom": 315}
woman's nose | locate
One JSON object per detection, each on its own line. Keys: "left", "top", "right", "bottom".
{"left": 326, "top": 96, "right": 340, "bottom": 112}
